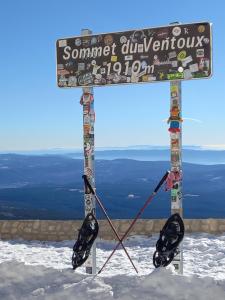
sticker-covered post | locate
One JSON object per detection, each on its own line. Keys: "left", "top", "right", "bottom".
{"left": 169, "top": 79, "right": 183, "bottom": 274}
{"left": 80, "top": 29, "right": 96, "bottom": 275}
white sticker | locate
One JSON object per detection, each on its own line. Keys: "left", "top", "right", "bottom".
{"left": 196, "top": 49, "right": 204, "bottom": 57}
{"left": 78, "top": 63, "right": 85, "bottom": 71}
{"left": 182, "top": 56, "right": 193, "bottom": 67}
{"left": 58, "top": 40, "right": 67, "bottom": 47}
{"left": 189, "top": 63, "right": 199, "bottom": 73}
{"left": 68, "top": 76, "right": 77, "bottom": 86}
{"left": 75, "top": 38, "right": 81, "bottom": 46}
{"left": 178, "top": 66, "right": 184, "bottom": 73}
{"left": 138, "top": 44, "right": 144, "bottom": 53}
{"left": 100, "top": 68, "right": 106, "bottom": 74}
{"left": 137, "top": 70, "right": 147, "bottom": 78}
{"left": 95, "top": 74, "right": 102, "bottom": 80}
{"left": 92, "top": 65, "right": 100, "bottom": 75}
{"left": 172, "top": 27, "right": 181, "bottom": 36}
{"left": 125, "top": 55, "right": 133, "bottom": 61}
{"left": 120, "top": 36, "right": 127, "bottom": 43}
{"left": 168, "top": 51, "right": 177, "bottom": 59}
{"left": 184, "top": 69, "right": 192, "bottom": 79}
{"left": 171, "top": 60, "right": 178, "bottom": 68}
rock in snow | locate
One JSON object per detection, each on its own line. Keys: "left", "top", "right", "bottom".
{"left": 0, "top": 234, "right": 225, "bottom": 299}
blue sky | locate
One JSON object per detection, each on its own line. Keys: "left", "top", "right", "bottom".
{"left": 0, "top": 0, "right": 224, "bottom": 151}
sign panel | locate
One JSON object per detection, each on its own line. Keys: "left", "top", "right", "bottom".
{"left": 56, "top": 22, "right": 212, "bottom": 88}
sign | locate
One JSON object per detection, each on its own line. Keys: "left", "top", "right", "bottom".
{"left": 56, "top": 22, "right": 212, "bottom": 88}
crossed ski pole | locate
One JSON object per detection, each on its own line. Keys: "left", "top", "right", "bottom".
{"left": 98, "top": 171, "right": 169, "bottom": 274}
{"left": 82, "top": 175, "right": 138, "bottom": 274}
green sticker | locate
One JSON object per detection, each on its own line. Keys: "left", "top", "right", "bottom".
{"left": 171, "top": 189, "right": 178, "bottom": 197}
{"left": 167, "top": 73, "right": 184, "bottom": 80}
{"left": 177, "top": 50, "right": 186, "bottom": 61}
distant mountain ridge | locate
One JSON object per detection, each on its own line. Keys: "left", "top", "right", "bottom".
{"left": 0, "top": 154, "right": 225, "bottom": 220}
{"left": 1, "top": 148, "right": 225, "bottom": 164}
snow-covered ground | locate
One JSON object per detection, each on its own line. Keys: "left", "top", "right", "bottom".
{"left": 0, "top": 233, "right": 225, "bottom": 299}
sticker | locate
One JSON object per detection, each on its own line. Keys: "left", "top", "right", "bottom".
{"left": 171, "top": 189, "right": 178, "bottom": 197}
{"left": 84, "top": 115, "right": 91, "bottom": 125}
{"left": 120, "top": 36, "right": 127, "bottom": 43}
{"left": 170, "top": 132, "right": 179, "bottom": 139}
{"left": 125, "top": 55, "right": 133, "bottom": 60}
{"left": 189, "top": 63, "right": 199, "bottom": 73}
{"left": 131, "top": 74, "right": 139, "bottom": 83}
{"left": 58, "top": 40, "right": 67, "bottom": 47}
{"left": 167, "top": 73, "right": 184, "bottom": 80}
{"left": 148, "top": 75, "right": 157, "bottom": 81}
{"left": 84, "top": 124, "right": 91, "bottom": 135}
{"left": 170, "top": 106, "right": 180, "bottom": 117}
{"left": 171, "top": 85, "right": 179, "bottom": 94}
{"left": 78, "top": 73, "right": 93, "bottom": 85}
{"left": 95, "top": 74, "right": 102, "bottom": 80}
{"left": 57, "top": 69, "right": 70, "bottom": 76}
{"left": 100, "top": 68, "right": 106, "bottom": 74}
{"left": 112, "top": 74, "right": 121, "bottom": 83}
{"left": 198, "top": 58, "right": 209, "bottom": 70}
{"left": 196, "top": 49, "right": 204, "bottom": 57}
{"left": 157, "top": 29, "right": 169, "bottom": 38}
{"left": 91, "top": 60, "right": 97, "bottom": 65}
{"left": 198, "top": 25, "right": 205, "bottom": 33}
{"left": 84, "top": 142, "right": 93, "bottom": 156}
{"left": 182, "top": 56, "right": 193, "bottom": 67}
{"left": 184, "top": 69, "right": 192, "bottom": 79}
{"left": 91, "top": 37, "right": 97, "bottom": 45}
{"left": 111, "top": 56, "right": 118, "bottom": 62}
{"left": 177, "top": 51, "right": 186, "bottom": 61}
{"left": 178, "top": 67, "right": 184, "bottom": 73}
{"left": 104, "top": 34, "right": 114, "bottom": 46}
{"left": 171, "top": 139, "right": 179, "bottom": 150}
{"left": 57, "top": 64, "right": 64, "bottom": 70}
{"left": 68, "top": 76, "right": 77, "bottom": 86}
{"left": 75, "top": 38, "right": 81, "bottom": 46}
{"left": 141, "top": 61, "right": 148, "bottom": 68}
{"left": 184, "top": 27, "right": 189, "bottom": 34}
{"left": 92, "top": 65, "right": 100, "bottom": 75}
{"left": 78, "top": 63, "right": 85, "bottom": 71}
{"left": 138, "top": 44, "right": 144, "bottom": 53}
{"left": 137, "top": 70, "right": 147, "bottom": 78}
{"left": 82, "top": 37, "right": 90, "bottom": 46}
{"left": 172, "top": 26, "right": 181, "bottom": 36}
{"left": 203, "top": 37, "right": 209, "bottom": 44}
{"left": 142, "top": 75, "right": 149, "bottom": 81}
{"left": 171, "top": 61, "right": 178, "bottom": 68}
{"left": 168, "top": 51, "right": 177, "bottom": 59}
{"left": 126, "top": 77, "right": 131, "bottom": 82}
{"left": 85, "top": 167, "right": 93, "bottom": 177}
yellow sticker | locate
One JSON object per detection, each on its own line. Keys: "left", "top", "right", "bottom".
{"left": 142, "top": 75, "right": 149, "bottom": 81}
{"left": 198, "top": 25, "right": 205, "bottom": 33}
{"left": 171, "top": 85, "right": 178, "bottom": 93}
{"left": 177, "top": 50, "right": 186, "bottom": 61}
{"left": 111, "top": 55, "right": 118, "bottom": 62}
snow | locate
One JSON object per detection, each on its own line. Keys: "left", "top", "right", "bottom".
{"left": 0, "top": 234, "right": 225, "bottom": 299}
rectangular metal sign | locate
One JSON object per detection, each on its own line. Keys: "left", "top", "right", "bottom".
{"left": 56, "top": 22, "right": 212, "bottom": 88}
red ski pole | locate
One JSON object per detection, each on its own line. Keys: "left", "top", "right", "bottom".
{"left": 82, "top": 175, "right": 138, "bottom": 274}
{"left": 98, "top": 171, "right": 169, "bottom": 274}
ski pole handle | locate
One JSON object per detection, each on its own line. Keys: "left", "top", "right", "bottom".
{"left": 154, "top": 171, "right": 169, "bottom": 193}
{"left": 82, "top": 175, "right": 95, "bottom": 195}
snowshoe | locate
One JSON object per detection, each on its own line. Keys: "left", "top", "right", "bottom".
{"left": 153, "top": 213, "right": 184, "bottom": 268}
{"left": 72, "top": 212, "right": 99, "bottom": 270}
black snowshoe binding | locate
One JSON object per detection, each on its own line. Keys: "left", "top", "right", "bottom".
{"left": 72, "top": 212, "right": 99, "bottom": 270}
{"left": 153, "top": 213, "right": 185, "bottom": 268}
